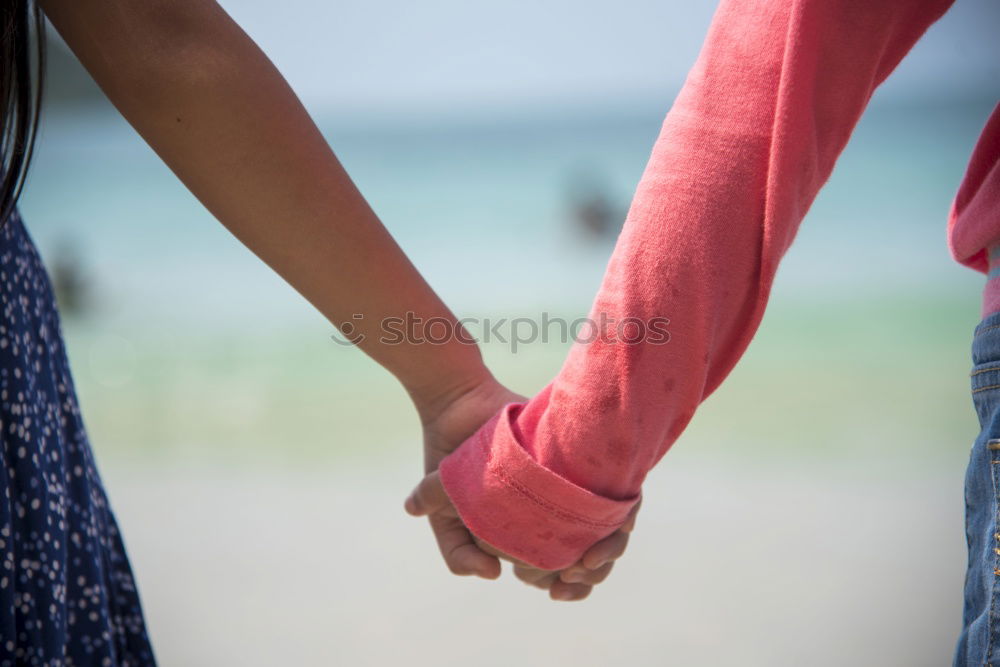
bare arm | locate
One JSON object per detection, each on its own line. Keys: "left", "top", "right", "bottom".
{"left": 40, "top": 0, "right": 641, "bottom": 589}
{"left": 39, "top": 0, "right": 485, "bottom": 415}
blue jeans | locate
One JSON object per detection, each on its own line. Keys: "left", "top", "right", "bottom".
{"left": 956, "top": 312, "right": 1000, "bottom": 666}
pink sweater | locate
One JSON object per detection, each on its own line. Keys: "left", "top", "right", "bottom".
{"left": 441, "top": 0, "right": 999, "bottom": 570}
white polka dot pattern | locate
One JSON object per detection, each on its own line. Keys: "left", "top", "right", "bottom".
{"left": 0, "top": 212, "right": 154, "bottom": 666}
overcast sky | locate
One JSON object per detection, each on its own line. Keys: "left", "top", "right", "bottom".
{"left": 216, "top": 0, "right": 998, "bottom": 115}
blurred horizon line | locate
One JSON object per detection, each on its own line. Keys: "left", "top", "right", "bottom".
{"left": 41, "top": 20, "right": 997, "bottom": 135}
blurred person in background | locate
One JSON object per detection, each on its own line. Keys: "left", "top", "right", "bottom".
{"left": 402, "top": 1, "right": 998, "bottom": 665}
{"left": 566, "top": 169, "right": 624, "bottom": 239}
{"left": 49, "top": 240, "right": 89, "bottom": 318}
{"left": 2, "top": 0, "right": 996, "bottom": 664}
{"left": 0, "top": 0, "right": 632, "bottom": 662}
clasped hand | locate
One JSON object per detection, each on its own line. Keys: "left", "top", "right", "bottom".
{"left": 404, "top": 375, "right": 638, "bottom": 602}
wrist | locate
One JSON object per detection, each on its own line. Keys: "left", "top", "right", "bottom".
{"left": 405, "top": 359, "right": 497, "bottom": 426}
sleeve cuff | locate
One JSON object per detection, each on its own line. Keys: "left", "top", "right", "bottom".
{"left": 438, "top": 403, "right": 640, "bottom": 571}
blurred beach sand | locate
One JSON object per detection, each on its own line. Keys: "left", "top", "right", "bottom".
{"left": 70, "top": 295, "right": 976, "bottom": 666}
{"left": 103, "top": 451, "right": 965, "bottom": 666}
{"left": 17, "top": 61, "right": 996, "bottom": 665}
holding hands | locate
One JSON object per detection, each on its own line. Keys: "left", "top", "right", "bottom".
{"left": 405, "top": 373, "right": 639, "bottom": 601}
{"left": 42, "top": 0, "right": 644, "bottom": 608}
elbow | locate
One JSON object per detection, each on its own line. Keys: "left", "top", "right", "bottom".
{"left": 86, "top": 1, "right": 248, "bottom": 111}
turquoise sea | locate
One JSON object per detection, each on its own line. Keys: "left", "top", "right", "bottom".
{"left": 12, "top": 73, "right": 998, "bottom": 667}
{"left": 14, "top": 94, "right": 996, "bottom": 467}
{"left": 14, "top": 2, "right": 1000, "bottom": 659}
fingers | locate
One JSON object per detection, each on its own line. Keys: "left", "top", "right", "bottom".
{"left": 559, "top": 561, "right": 614, "bottom": 586}
{"left": 572, "top": 499, "right": 638, "bottom": 571}
{"left": 404, "top": 470, "right": 452, "bottom": 517}
{"left": 429, "top": 511, "right": 502, "bottom": 579}
{"left": 621, "top": 498, "right": 642, "bottom": 534}
{"left": 549, "top": 503, "right": 641, "bottom": 595}
{"left": 516, "top": 560, "right": 609, "bottom": 601}
{"left": 512, "top": 564, "right": 559, "bottom": 590}
{"left": 580, "top": 530, "right": 629, "bottom": 571}
{"left": 405, "top": 471, "right": 501, "bottom": 579}
{"left": 405, "top": 473, "right": 641, "bottom": 591}
{"left": 472, "top": 535, "right": 508, "bottom": 561}
{"left": 512, "top": 515, "right": 635, "bottom": 597}
{"left": 548, "top": 579, "right": 592, "bottom": 602}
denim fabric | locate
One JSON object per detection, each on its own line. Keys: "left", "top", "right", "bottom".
{"left": 956, "top": 312, "right": 1000, "bottom": 666}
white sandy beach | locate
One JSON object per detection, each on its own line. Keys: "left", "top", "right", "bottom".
{"left": 101, "top": 449, "right": 966, "bottom": 667}
{"left": 22, "top": 69, "right": 990, "bottom": 666}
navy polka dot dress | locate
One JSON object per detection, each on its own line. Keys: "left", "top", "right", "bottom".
{"left": 0, "top": 211, "right": 155, "bottom": 665}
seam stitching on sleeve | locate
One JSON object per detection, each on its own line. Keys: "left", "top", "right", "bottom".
{"left": 488, "top": 459, "right": 627, "bottom": 530}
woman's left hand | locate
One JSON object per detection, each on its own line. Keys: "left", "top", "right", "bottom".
{"left": 406, "top": 375, "right": 639, "bottom": 600}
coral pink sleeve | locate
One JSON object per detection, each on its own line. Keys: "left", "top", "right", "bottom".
{"left": 440, "top": 0, "right": 954, "bottom": 570}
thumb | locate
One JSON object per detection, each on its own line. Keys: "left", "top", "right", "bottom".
{"left": 404, "top": 470, "right": 451, "bottom": 517}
